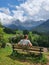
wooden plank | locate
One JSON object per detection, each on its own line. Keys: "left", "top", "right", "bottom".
{"left": 14, "top": 49, "right": 43, "bottom": 54}
{"left": 12, "top": 44, "right": 44, "bottom": 54}
{"left": 14, "top": 49, "right": 23, "bottom": 51}
{"left": 13, "top": 45, "right": 43, "bottom": 49}
{"left": 13, "top": 47, "right": 43, "bottom": 51}
{"left": 28, "top": 51, "right": 43, "bottom": 53}
{"left": 14, "top": 49, "right": 43, "bottom": 52}
{"left": 12, "top": 44, "right": 43, "bottom": 49}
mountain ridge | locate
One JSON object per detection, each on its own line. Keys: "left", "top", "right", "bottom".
{"left": 33, "top": 19, "right": 49, "bottom": 33}
{"left": 4, "top": 19, "right": 45, "bottom": 30}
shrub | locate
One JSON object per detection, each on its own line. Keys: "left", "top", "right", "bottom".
{"left": 0, "top": 38, "right": 6, "bottom": 48}
{"left": 9, "top": 34, "right": 24, "bottom": 43}
{"left": 1, "top": 39, "right": 6, "bottom": 48}
{"left": 23, "top": 30, "right": 29, "bottom": 35}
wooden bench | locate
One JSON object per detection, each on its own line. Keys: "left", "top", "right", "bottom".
{"left": 12, "top": 44, "right": 44, "bottom": 55}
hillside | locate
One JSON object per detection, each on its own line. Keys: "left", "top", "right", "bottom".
{"left": 33, "top": 19, "right": 49, "bottom": 33}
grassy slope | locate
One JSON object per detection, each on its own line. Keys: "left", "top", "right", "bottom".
{"left": 0, "top": 46, "right": 28, "bottom": 65}
{"left": 4, "top": 33, "right": 15, "bottom": 39}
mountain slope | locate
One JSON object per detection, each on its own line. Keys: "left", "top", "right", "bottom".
{"left": 4, "top": 20, "right": 44, "bottom": 30}
{"left": 33, "top": 19, "right": 49, "bottom": 33}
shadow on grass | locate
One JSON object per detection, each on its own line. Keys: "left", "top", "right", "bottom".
{"left": 7, "top": 51, "right": 47, "bottom": 64}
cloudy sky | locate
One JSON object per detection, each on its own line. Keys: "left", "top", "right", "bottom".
{"left": 0, "top": 0, "right": 49, "bottom": 24}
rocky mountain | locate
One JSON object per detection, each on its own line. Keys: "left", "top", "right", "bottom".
{"left": 5, "top": 19, "right": 44, "bottom": 30}
{"left": 33, "top": 19, "right": 49, "bottom": 33}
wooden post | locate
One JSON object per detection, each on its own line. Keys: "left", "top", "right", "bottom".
{"left": 39, "top": 48, "right": 42, "bottom": 56}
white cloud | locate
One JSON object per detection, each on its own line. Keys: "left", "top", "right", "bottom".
{"left": 0, "top": 7, "right": 13, "bottom": 25}
{"left": 43, "top": 0, "right": 49, "bottom": 11}
{"left": 12, "top": 10, "right": 27, "bottom": 22}
{"left": 0, "top": 8, "right": 11, "bottom": 15}
{"left": 0, "top": 0, "right": 49, "bottom": 24}
{"left": 12, "top": 0, "right": 49, "bottom": 21}
{"left": 0, "top": 12, "right": 13, "bottom": 25}
{"left": 8, "top": 4, "right": 16, "bottom": 8}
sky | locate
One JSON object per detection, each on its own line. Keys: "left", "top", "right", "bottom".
{"left": 0, "top": 0, "right": 49, "bottom": 24}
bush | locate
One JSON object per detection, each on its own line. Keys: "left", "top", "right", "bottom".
{"left": 9, "top": 34, "right": 24, "bottom": 43}
{"left": 0, "top": 43, "right": 2, "bottom": 48}
{"left": 4, "top": 27, "right": 16, "bottom": 34}
{"left": 23, "top": 30, "right": 29, "bottom": 35}
{"left": 1, "top": 40, "right": 6, "bottom": 48}
{"left": 0, "top": 38, "right": 6, "bottom": 48}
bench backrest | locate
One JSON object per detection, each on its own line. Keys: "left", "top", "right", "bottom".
{"left": 12, "top": 44, "right": 44, "bottom": 52}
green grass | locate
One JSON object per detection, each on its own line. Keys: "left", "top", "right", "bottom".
{"left": 4, "top": 33, "right": 15, "bottom": 39}
{"left": 0, "top": 46, "right": 25, "bottom": 65}
{"left": 3, "top": 33, "right": 15, "bottom": 42}
{"left": 0, "top": 46, "right": 48, "bottom": 65}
